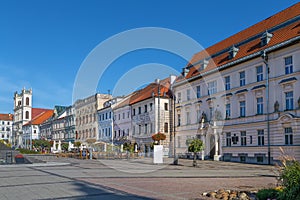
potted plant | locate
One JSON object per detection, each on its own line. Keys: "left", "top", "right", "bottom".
{"left": 151, "top": 132, "right": 166, "bottom": 144}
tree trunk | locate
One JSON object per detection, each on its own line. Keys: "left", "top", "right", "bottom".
{"left": 193, "top": 153, "right": 197, "bottom": 167}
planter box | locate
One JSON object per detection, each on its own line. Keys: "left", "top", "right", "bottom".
{"left": 15, "top": 157, "right": 25, "bottom": 164}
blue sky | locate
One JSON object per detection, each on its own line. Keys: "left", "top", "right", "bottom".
{"left": 0, "top": 0, "right": 298, "bottom": 113}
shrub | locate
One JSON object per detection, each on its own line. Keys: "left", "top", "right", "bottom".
{"left": 278, "top": 160, "right": 300, "bottom": 200}
{"left": 18, "top": 148, "right": 40, "bottom": 154}
{"left": 256, "top": 188, "right": 280, "bottom": 200}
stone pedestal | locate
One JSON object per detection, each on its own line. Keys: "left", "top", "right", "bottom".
{"left": 214, "top": 155, "right": 221, "bottom": 161}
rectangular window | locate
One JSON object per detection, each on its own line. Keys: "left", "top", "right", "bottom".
{"left": 258, "top": 129, "right": 264, "bottom": 146}
{"left": 285, "top": 91, "right": 294, "bottom": 110}
{"left": 187, "top": 89, "right": 191, "bottom": 101}
{"left": 232, "top": 134, "right": 239, "bottom": 145}
{"left": 177, "top": 92, "right": 181, "bottom": 102}
{"left": 139, "top": 125, "right": 141, "bottom": 135}
{"left": 133, "top": 109, "right": 136, "bottom": 116}
{"left": 177, "top": 114, "right": 181, "bottom": 126}
{"left": 240, "top": 101, "right": 246, "bottom": 117}
{"left": 145, "top": 124, "right": 148, "bottom": 134}
{"left": 133, "top": 126, "right": 135, "bottom": 135}
{"left": 225, "top": 76, "right": 230, "bottom": 90}
{"left": 250, "top": 135, "right": 253, "bottom": 144}
{"left": 241, "top": 131, "right": 247, "bottom": 146}
{"left": 257, "top": 156, "right": 264, "bottom": 163}
{"left": 257, "top": 97, "right": 263, "bottom": 114}
{"left": 186, "top": 112, "right": 191, "bottom": 125}
{"left": 150, "top": 103, "right": 153, "bottom": 111}
{"left": 284, "top": 127, "right": 293, "bottom": 145}
{"left": 164, "top": 123, "right": 168, "bottom": 133}
{"left": 164, "top": 103, "right": 168, "bottom": 111}
{"left": 256, "top": 66, "right": 263, "bottom": 82}
{"left": 144, "top": 105, "right": 148, "bottom": 113}
{"left": 150, "top": 123, "right": 153, "bottom": 133}
{"left": 226, "top": 103, "right": 231, "bottom": 119}
{"left": 240, "top": 71, "right": 246, "bottom": 86}
{"left": 285, "top": 56, "right": 293, "bottom": 74}
{"left": 226, "top": 132, "right": 231, "bottom": 147}
{"left": 118, "top": 114, "right": 120, "bottom": 120}
{"left": 208, "top": 80, "right": 217, "bottom": 95}
{"left": 138, "top": 107, "right": 141, "bottom": 114}
{"left": 196, "top": 86, "right": 201, "bottom": 98}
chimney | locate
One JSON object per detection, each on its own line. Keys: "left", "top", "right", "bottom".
{"left": 170, "top": 75, "right": 176, "bottom": 84}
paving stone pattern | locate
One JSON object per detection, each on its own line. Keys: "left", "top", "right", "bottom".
{"left": 0, "top": 158, "right": 277, "bottom": 200}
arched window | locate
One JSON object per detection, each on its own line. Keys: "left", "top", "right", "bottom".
{"left": 25, "top": 111, "right": 29, "bottom": 119}
{"left": 26, "top": 97, "right": 30, "bottom": 106}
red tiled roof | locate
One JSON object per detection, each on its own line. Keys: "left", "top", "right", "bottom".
{"left": 0, "top": 113, "right": 13, "bottom": 121}
{"left": 181, "top": 3, "right": 300, "bottom": 80}
{"left": 129, "top": 78, "right": 172, "bottom": 105}
{"left": 114, "top": 93, "right": 137, "bottom": 109}
{"left": 31, "top": 108, "right": 49, "bottom": 119}
{"left": 24, "top": 108, "right": 54, "bottom": 126}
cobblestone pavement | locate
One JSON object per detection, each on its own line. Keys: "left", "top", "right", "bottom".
{"left": 0, "top": 158, "right": 277, "bottom": 200}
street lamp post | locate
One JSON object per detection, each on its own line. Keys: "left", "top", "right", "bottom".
{"left": 30, "top": 121, "right": 32, "bottom": 150}
{"left": 173, "top": 94, "right": 178, "bottom": 165}
{"left": 262, "top": 50, "right": 271, "bottom": 165}
{"left": 157, "top": 79, "right": 160, "bottom": 135}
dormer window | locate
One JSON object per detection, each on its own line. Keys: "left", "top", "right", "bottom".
{"left": 200, "top": 59, "right": 209, "bottom": 70}
{"left": 182, "top": 67, "right": 190, "bottom": 77}
{"left": 261, "top": 31, "right": 273, "bottom": 46}
{"left": 229, "top": 46, "right": 239, "bottom": 59}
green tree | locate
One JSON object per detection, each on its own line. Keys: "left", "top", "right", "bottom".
{"left": 61, "top": 143, "right": 69, "bottom": 151}
{"left": 123, "top": 143, "right": 134, "bottom": 153}
{"left": 188, "top": 138, "right": 204, "bottom": 167}
{"left": 74, "top": 141, "right": 81, "bottom": 148}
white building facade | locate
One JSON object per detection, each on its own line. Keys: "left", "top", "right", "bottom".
{"left": 113, "top": 94, "right": 134, "bottom": 145}
{"left": 0, "top": 114, "right": 13, "bottom": 144}
{"left": 130, "top": 77, "right": 176, "bottom": 155}
{"left": 13, "top": 88, "right": 32, "bottom": 147}
{"left": 173, "top": 4, "right": 300, "bottom": 164}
